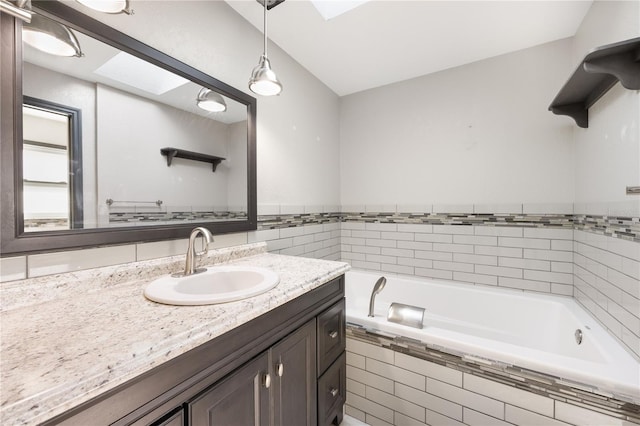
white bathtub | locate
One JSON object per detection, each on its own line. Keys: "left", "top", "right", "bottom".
{"left": 345, "top": 270, "right": 640, "bottom": 402}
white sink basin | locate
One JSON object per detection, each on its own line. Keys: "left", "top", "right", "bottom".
{"left": 144, "top": 265, "right": 280, "bottom": 306}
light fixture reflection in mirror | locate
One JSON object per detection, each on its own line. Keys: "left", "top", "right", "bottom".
{"left": 22, "top": 13, "right": 83, "bottom": 57}
{"left": 197, "top": 88, "right": 227, "bottom": 112}
{"left": 76, "top": 0, "right": 131, "bottom": 14}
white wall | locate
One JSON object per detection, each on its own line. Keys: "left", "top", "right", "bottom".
{"left": 572, "top": 0, "right": 640, "bottom": 215}
{"left": 340, "top": 38, "right": 574, "bottom": 207}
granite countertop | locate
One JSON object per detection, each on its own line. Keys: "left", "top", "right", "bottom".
{"left": 0, "top": 243, "right": 350, "bottom": 425}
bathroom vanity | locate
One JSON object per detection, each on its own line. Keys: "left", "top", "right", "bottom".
{"left": 0, "top": 244, "right": 349, "bottom": 426}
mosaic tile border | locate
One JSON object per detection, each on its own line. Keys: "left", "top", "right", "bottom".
{"left": 575, "top": 215, "right": 640, "bottom": 242}
{"left": 109, "top": 211, "right": 247, "bottom": 224}
{"left": 347, "top": 325, "right": 640, "bottom": 422}
{"left": 258, "top": 212, "right": 640, "bottom": 241}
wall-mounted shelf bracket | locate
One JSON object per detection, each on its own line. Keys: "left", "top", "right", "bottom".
{"left": 549, "top": 37, "right": 640, "bottom": 128}
{"left": 160, "top": 148, "right": 225, "bottom": 172}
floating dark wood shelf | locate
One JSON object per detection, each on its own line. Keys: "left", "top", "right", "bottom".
{"left": 160, "top": 148, "right": 225, "bottom": 172}
{"left": 549, "top": 37, "right": 640, "bottom": 128}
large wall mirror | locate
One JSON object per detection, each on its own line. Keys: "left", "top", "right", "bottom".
{"left": 0, "top": 1, "right": 257, "bottom": 255}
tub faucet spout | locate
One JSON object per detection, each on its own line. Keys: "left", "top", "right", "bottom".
{"left": 368, "top": 276, "right": 387, "bottom": 317}
{"left": 182, "top": 227, "right": 214, "bottom": 277}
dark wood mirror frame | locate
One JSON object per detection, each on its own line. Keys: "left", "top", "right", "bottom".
{"left": 0, "top": 2, "right": 257, "bottom": 256}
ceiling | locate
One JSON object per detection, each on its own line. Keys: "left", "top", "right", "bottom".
{"left": 226, "top": 0, "right": 593, "bottom": 96}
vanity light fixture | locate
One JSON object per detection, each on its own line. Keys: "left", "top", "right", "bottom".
{"left": 196, "top": 88, "right": 227, "bottom": 112}
{"left": 248, "top": 0, "right": 282, "bottom": 96}
{"left": 22, "top": 13, "right": 83, "bottom": 57}
{"left": 76, "top": 0, "right": 131, "bottom": 14}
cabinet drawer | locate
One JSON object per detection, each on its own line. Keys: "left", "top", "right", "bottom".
{"left": 317, "top": 353, "right": 346, "bottom": 426}
{"left": 317, "top": 299, "right": 345, "bottom": 375}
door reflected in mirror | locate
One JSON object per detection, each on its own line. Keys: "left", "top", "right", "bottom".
{"left": 22, "top": 21, "right": 248, "bottom": 232}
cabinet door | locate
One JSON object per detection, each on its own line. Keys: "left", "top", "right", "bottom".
{"left": 271, "top": 319, "right": 317, "bottom": 426}
{"left": 188, "top": 353, "right": 270, "bottom": 426}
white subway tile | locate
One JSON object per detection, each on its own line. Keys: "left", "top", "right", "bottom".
{"left": 453, "top": 271, "right": 498, "bottom": 286}
{"left": 463, "top": 374, "right": 553, "bottom": 417}
{"left": 366, "top": 254, "right": 396, "bottom": 265}
{"left": 499, "top": 257, "right": 550, "bottom": 271}
{"left": 304, "top": 241, "right": 324, "bottom": 253}
{"left": 381, "top": 247, "right": 414, "bottom": 258}
{"left": 398, "top": 241, "right": 434, "bottom": 251}
{"left": 394, "top": 351, "right": 463, "bottom": 388}
{"left": 555, "top": 401, "right": 633, "bottom": 426}
{"left": 499, "top": 237, "right": 550, "bottom": 250}
{"left": 381, "top": 264, "right": 414, "bottom": 275}
{"left": 551, "top": 261, "right": 573, "bottom": 273}
{"left": 313, "top": 231, "right": 332, "bottom": 242}
{"left": 475, "top": 265, "right": 522, "bottom": 278}
{"left": 607, "top": 237, "right": 640, "bottom": 261}
{"left": 609, "top": 303, "right": 640, "bottom": 334}
{"left": 621, "top": 327, "right": 640, "bottom": 356}
{"left": 397, "top": 223, "right": 433, "bottom": 233}
{"left": 415, "top": 250, "right": 453, "bottom": 261}
{"left": 366, "top": 222, "right": 397, "bottom": 232}
{"left": 475, "top": 226, "right": 523, "bottom": 237}
{"left": 347, "top": 339, "right": 395, "bottom": 363}
{"left": 343, "top": 237, "right": 367, "bottom": 246}
{"left": 453, "top": 235, "right": 497, "bottom": 246}
{"left": 505, "top": 405, "right": 571, "bottom": 426}
{"left": 524, "top": 228, "right": 573, "bottom": 240}
{"left": 463, "top": 408, "right": 511, "bottom": 426}
{"left": 0, "top": 256, "right": 27, "bottom": 282}
{"left": 351, "top": 260, "right": 382, "bottom": 271}
{"left": 433, "top": 243, "right": 474, "bottom": 254}
{"left": 28, "top": 245, "right": 136, "bottom": 278}
{"left": 395, "top": 383, "right": 462, "bottom": 421}
{"left": 367, "top": 358, "right": 425, "bottom": 391}
{"left": 344, "top": 252, "right": 367, "bottom": 261}
{"left": 266, "top": 238, "right": 293, "bottom": 251}
{"left": 248, "top": 228, "right": 279, "bottom": 243}
{"left": 353, "top": 245, "right": 382, "bottom": 255}
{"left": 398, "top": 257, "right": 434, "bottom": 269}
{"left": 323, "top": 222, "right": 340, "bottom": 232}
{"left": 433, "top": 225, "right": 474, "bottom": 235}
{"left": 551, "top": 284, "right": 573, "bottom": 296}
{"left": 622, "top": 257, "right": 640, "bottom": 281}
{"left": 366, "top": 239, "right": 396, "bottom": 248}
{"left": 415, "top": 233, "right": 453, "bottom": 243}
{"left": 347, "top": 352, "right": 366, "bottom": 369}
{"left": 415, "top": 268, "right": 453, "bottom": 280}
{"left": 343, "top": 222, "right": 367, "bottom": 231}
{"left": 293, "top": 234, "right": 315, "bottom": 246}
{"left": 607, "top": 268, "right": 640, "bottom": 298}
{"left": 347, "top": 365, "right": 394, "bottom": 394}
{"left": 426, "top": 410, "right": 465, "bottom": 426}
{"left": 434, "top": 261, "right": 474, "bottom": 273}
{"left": 524, "top": 249, "right": 572, "bottom": 262}
{"left": 279, "top": 246, "right": 305, "bottom": 256}
{"left": 366, "top": 387, "right": 425, "bottom": 422}
{"left": 498, "top": 277, "right": 550, "bottom": 292}
{"left": 353, "top": 230, "right": 382, "bottom": 239}
{"left": 346, "top": 392, "right": 394, "bottom": 424}
{"left": 394, "top": 412, "right": 427, "bottom": 426}
{"left": 345, "top": 405, "right": 367, "bottom": 423}
{"left": 453, "top": 253, "right": 498, "bottom": 266}
{"left": 551, "top": 240, "right": 574, "bottom": 251}
{"left": 427, "top": 379, "right": 504, "bottom": 419}
{"left": 347, "top": 378, "right": 366, "bottom": 397}
{"left": 476, "top": 245, "right": 523, "bottom": 258}
{"left": 380, "top": 231, "right": 414, "bottom": 241}
{"left": 365, "top": 414, "right": 394, "bottom": 426}
{"left": 524, "top": 270, "right": 573, "bottom": 285}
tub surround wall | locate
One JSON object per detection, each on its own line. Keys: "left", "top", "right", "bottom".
{"left": 345, "top": 333, "right": 640, "bottom": 426}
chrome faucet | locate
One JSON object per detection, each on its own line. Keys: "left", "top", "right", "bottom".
{"left": 368, "top": 276, "right": 387, "bottom": 317}
{"left": 181, "top": 227, "right": 214, "bottom": 277}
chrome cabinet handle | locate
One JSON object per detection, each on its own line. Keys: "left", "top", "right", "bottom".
{"left": 329, "top": 331, "right": 338, "bottom": 339}
{"left": 330, "top": 388, "right": 339, "bottom": 397}
{"left": 263, "top": 373, "right": 271, "bottom": 389}
{"left": 276, "top": 362, "right": 284, "bottom": 377}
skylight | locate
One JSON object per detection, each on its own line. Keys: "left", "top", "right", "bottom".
{"left": 94, "top": 52, "right": 189, "bottom": 95}
{"left": 310, "top": 0, "right": 371, "bottom": 21}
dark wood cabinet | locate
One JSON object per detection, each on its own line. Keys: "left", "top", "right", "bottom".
{"left": 188, "top": 353, "right": 270, "bottom": 426}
